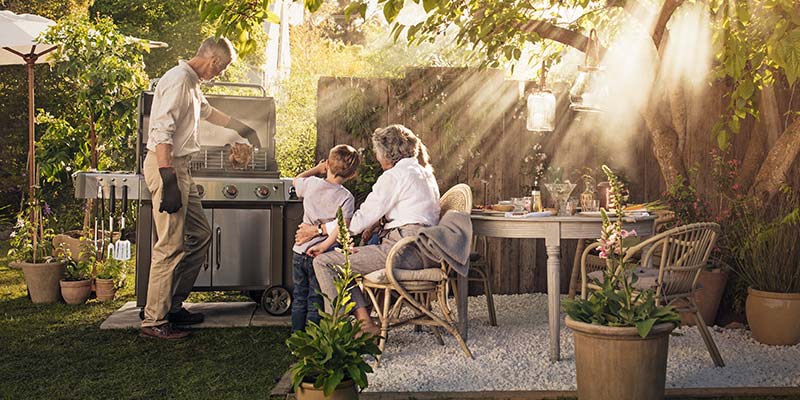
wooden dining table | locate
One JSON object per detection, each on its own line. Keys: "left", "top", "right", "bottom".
{"left": 460, "top": 212, "right": 657, "bottom": 361}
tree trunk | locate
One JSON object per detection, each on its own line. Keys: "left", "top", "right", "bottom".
{"left": 642, "top": 106, "right": 686, "bottom": 187}
{"left": 750, "top": 116, "right": 800, "bottom": 199}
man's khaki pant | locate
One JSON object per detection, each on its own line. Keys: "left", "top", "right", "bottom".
{"left": 141, "top": 152, "right": 211, "bottom": 328}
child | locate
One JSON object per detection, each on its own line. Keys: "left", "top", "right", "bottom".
{"left": 291, "top": 144, "right": 361, "bottom": 332}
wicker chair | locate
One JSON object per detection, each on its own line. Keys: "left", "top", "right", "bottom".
{"left": 568, "top": 209, "right": 677, "bottom": 298}
{"left": 580, "top": 222, "right": 724, "bottom": 367}
{"left": 361, "top": 184, "right": 474, "bottom": 364}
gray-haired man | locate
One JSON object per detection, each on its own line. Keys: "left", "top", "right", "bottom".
{"left": 141, "top": 37, "right": 259, "bottom": 340}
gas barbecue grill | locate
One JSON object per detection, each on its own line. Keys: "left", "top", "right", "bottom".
{"left": 73, "top": 82, "right": 302, "bottom": 315}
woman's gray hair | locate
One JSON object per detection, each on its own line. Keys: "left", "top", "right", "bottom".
{"left": 197, "top": 37, "right": 237, "bottom": 64}
{"left": 372, "top": 124, "right": 432, "bottom": 170}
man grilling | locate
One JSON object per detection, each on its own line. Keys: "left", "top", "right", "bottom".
{"left": 140, "top": 37, "right": 259, "bottom": 340}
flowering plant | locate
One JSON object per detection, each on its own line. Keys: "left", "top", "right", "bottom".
{"left": 565, "top": 165, "right": 680, "bottom": 337}
{"left": 286, "top": 207, "right": 381, "bottom": 396}
{"left": 7, "top": 199, "right": 56, "bottom": 264}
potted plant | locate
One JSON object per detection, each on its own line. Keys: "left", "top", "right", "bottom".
{"left": 60, "top": 252, "right": 93, "bottom": 305}
{"left": 286, "top": 208, "right": 381, "bottom": 399}
{"left": 95, "top": 257, "right": 126, "bottom": 302}
{"left": 724, "top": 187, "right": 800, "bottom": 345}
{"left": 565, "top": 165, "right": 680, "bottom": 400}
{"left": 8, "top": 200, "right": 65, "bottom": 304}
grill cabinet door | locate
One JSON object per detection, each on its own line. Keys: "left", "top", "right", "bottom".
{"left": 212, "top": 208, "right": 272, "bottom": 288}
{"left": 192, "top": 208, "right": 213, "bottom": 287}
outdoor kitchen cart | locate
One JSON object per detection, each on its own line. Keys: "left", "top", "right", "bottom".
{"left": 73, "top": 83, "right": 302, "bottom": 316}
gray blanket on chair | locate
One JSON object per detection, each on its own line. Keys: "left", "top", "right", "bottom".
{"left": 416, "top": 210, "right": 473, "bottom": 277}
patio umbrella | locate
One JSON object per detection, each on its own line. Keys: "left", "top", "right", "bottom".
{"left": 0, "top": 10, "right": 58, "bottom": 202}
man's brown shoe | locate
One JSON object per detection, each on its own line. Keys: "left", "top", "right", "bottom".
{"left": 140, "top": 324, "right": 191, "bottom": 340}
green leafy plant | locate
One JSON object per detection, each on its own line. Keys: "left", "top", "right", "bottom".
{"left": 565, "top": 165, "right": 680, "bottom": 338}
{"left": 286, "top": 207, "right": 381, "bottom": 396}
{"left": 723, "top": 187, "right": 800, "bottom": 294}
{"left": 7, "top": 200, "right": 55, "bottom": 264}
{"left": 96, "top": 257, "right": 127, "bottom": 288}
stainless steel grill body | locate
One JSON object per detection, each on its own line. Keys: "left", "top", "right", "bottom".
{"left": 75, "top": 84, "right": 301, "bottom": 314}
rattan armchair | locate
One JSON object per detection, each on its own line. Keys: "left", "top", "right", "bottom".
{"left": 580, "top": 222, "right": 724, "bottom": 367}
{"left": 361, "top": 184, "right": 474, "bottom": 364}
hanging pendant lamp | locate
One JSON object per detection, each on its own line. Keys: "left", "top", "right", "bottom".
{"left": 569, "top": 29, "right": 607, "bottom": 112}
{"left": 527, "top": 60, "right": 556, "bottom": 132}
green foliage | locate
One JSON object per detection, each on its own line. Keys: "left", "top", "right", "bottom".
{"left": 723, "top": 187, "right": 800, "bottom": 293}
{"left": 661, "top": 173, "right": 712, "bottom": 228}
{"left": 0, "top": 0, "right": 91, "bottom": 20}
{"left": 199, "top": 0, "right": 282, "bottom": 57}
{"left": 710, "top": 0, "right": 800, "bottom": 148}
{"left": 564, "top": 165, "right": 680, "bottom": 338}
{"left": 286, "top": 208, "right": 380, "bottom": 396}
{"left": 37, "top": 14, "right": 148, "bottom": 180}
{"left": 89, "top": 0, "right": 208, "bottom": 78}
{"left": 7, "top": 200, "right": 55, "bottom": 264}
{"left": 96, "top": 257, "right": 127, "bottom": 288}
{"left": 63, "top": 256, "right": 92, "bottom": 281}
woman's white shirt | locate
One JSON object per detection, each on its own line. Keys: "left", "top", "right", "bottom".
{"left": 325, "top": 157, "right": 440, "bottom": 235}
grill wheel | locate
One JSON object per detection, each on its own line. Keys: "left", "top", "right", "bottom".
{"left": 261, "top": 285, "right": 291, "bottom": 316}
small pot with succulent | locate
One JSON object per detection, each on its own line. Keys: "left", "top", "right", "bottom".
{"left": 565, "top": 165, "right": 680, "bottom": 400}
{"left": 60, "top": 255, "right": 93, "bottom": 305}
{"left": 286, "top": 208, "right": 381, "bottom": 400}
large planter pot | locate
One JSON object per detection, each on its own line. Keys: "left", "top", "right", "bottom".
{"left": 746, "top": 288, "right": 800, "bottom": 345}
{"left": 60, "top": 279, "right": 92, "bottom": 304}
{"left": 295, "top": 380, "right": 358, "bottom": 400}
{"left": 680, "top": 268, "right": 728, "bottom": 326}
{"left": 95, "top": 278, "right": 117, "bottom": 302}
{"left": 11, "top": 261, "right": 66, "bottom": 304}
{"left": 566, "top": 316, "right": 675, "bottom": 400}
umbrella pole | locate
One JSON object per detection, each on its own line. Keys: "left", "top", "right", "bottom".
{"left": 26, "top": 59, "right": 36, "bottom": 223}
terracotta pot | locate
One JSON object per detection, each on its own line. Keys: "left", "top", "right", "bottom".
{"left": 11, "top": 261, "right": 66, "bottom": 304}
{"left": 53, "top": 231, "right": 89, "bottom": 261}
{"left": 95, "top": 278, "right": 117, "bottom": 302}
{"left": 60, "top": 279, "right": 92, "bottom": 305}
{"left": 566, "top": 316, "right": 675, "bottom": 400}
{"left": 295, "top": 380, "right": 358, "bottom": 400}
{"left": 680, "top": 268, "right": 728, "bottom": 326}
{"left": 746, "top": 288, "right": 800, "bottom": 345}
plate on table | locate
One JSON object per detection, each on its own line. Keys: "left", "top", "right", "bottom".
{"left": 578, "top": 211, "right": 616, "bottom": 217}
{"left": 472, "top": 209, "right": 506, "bottom": 215}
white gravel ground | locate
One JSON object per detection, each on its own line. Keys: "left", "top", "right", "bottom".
{"left": 365, "top": 293, "right": 800, "bottom": 392}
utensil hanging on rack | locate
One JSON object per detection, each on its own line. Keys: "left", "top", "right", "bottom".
{"left": 106, "top": 184, "right": 116, "bottom": 260}
{"left": 114, "top": 184, "right": 131, "bottom": 260}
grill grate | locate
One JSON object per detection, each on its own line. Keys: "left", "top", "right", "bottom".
{"left": 189, "top": 146, "right": 270, "bottom": 173}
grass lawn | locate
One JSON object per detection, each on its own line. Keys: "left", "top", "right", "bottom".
{"left": 0, "top": 240, "right": 798, "bottom": 400}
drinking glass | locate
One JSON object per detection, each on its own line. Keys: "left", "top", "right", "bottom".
{"left": 511, "top": 197, "right": 525, "bottom": 212}
{"left": 565, "top": 198, "right": 579, "bottom": 215}
{"left": 584, "top": 199, "right": 600, "bottom": 212}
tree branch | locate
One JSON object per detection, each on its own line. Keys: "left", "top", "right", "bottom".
{"left": 516, "top": 19, "right": 606, "bottom": 55}
{"left": 652, "top": 0, "right": 685, "bottom": 49}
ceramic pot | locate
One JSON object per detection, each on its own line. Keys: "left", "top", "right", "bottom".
{"left": 680, "top": 268, "right": 728, "bottom": 326}
{"left": 60, "top": 279, "right": 92, "bottom": 304}
{"left": 295, "top": 379, "right": 358, "bottom": 400}
{"left": 95, "top": 278, "right": 117, "bottom": 302}
{"left": 11, "top": 261, "right": 66, "bottom": 304}
{"left": 746, "top": 288, "right": 800, "bottom": 345}
{"left": 566, "top": 316, "right": 675, "bottom": 400}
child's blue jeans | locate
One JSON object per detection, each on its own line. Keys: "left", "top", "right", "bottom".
{"left": 291, "top": 252, "right": 322, "bottom": 332}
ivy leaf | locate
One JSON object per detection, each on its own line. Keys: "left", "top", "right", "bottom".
{"left": 423, "top": 0, "right": 439, "bottom": 13}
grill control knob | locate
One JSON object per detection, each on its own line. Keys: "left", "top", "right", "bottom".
{"left": 223, "top": 184, "right": 238, "bottom": 199}
{"left": 255, "top": 185, "right": 270, "bottom": 199}
{"left": 196, "top": 184, "right": 205, "bottom": 198}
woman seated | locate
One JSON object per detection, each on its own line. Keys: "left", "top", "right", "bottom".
{"left": 294, "top": 124, "right": 440, "bottom": 335}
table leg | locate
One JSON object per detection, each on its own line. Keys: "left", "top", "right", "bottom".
{"left": 546, "top": 244, "right": 561, "bottom": 361}
{"left": 457, "top": 272, "right": 468, "bottom": 341}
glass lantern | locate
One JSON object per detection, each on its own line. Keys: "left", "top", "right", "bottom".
{"left": 527, "top": 90, "right": 556, "bottom": 132}
{"left": 569, "top": 29, "right": 607, "bottom": 113}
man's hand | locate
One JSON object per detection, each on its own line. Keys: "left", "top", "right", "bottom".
{"left": 226, "top": 118, "right": 261, "bottom": 148}
{"left": 305, "top": 243, "right": 326, "bottom": 257}
{"left": 158, "top": 167, "right": 182, "bottom": 214}
{"left": 295, "top": 223, "right": 317, "bottom": 245}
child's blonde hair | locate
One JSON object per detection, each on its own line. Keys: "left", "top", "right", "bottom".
{"left": 327, "top": 144, "right": 361, "bottom": 178}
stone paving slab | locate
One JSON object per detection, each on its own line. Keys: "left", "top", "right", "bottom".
{"left": 100, "top": 301, "right": 289, "bottom": 329}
